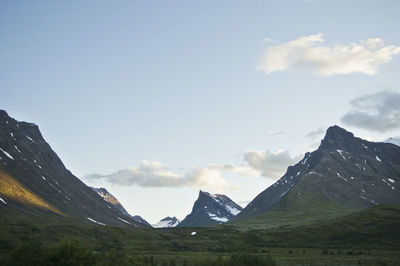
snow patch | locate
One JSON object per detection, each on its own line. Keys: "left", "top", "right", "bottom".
{"left": 0, "top": 197, "right": 7, "bottom": 204}
{"left": 0, "top": 148, "right": 13, "bottom": 160}
{"left": 280, "top": 187, "right": 292, "bottom": 197}
{"left": 207, "top": 212, "right": 229, "bottom": 223}
{"left": 26, "top": 136, "right": 35, "bottom": 143}
{"left": 336, "top": 172, "right": 348, "bottom": 182}
{"left": 117, "top": 217, "right": 132, "bottom": 225}
{"left": 382, "top": 179, "right": 391, "bottom": 187}
{"left": 14, "top": 145, "right": 21, "bottom": 153}
{"left": 306, "top": 171, "right": 322, "bottom": 177}
{"left": 86, "top": 217, "right": 105, "bottom": 226}
{"left": 225, "top": 205, "right": 241, "bottom": 216}
{"left": 336, "top": 149, "right": 346, "bottom": 160}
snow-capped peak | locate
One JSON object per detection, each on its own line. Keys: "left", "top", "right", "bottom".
{"left": 153, "top": 216, "right": 180, "bottom": 228}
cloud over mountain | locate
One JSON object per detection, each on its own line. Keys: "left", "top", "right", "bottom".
{"left": 341, "top": 91, "right": 400, "bottom": 132}
{"left": 257, "top": 33, "right": 400, "bottom": 76}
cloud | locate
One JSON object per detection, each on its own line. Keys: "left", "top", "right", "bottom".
{"left": 306, "top": 127, "right": 325, "bottom": 139}
{"left": 84, "top": 160, "right": 229, "bottom": 189}
{"left": 257, "top": 33, "right": 400, "bottom": 76}
{"left": 84, "top": 149, "right": 304, "bottom": 189}
{"left": 243, "top": 149, "right": 301, "bottom": 179}
{"left": 341, "top": 91, "right": 400, "bottom": 132}
{"left": 267, "top": 130, "right": 283, "bottom": 135}
{"left": 208, "top": 164, "right": 259, "bottom": 177}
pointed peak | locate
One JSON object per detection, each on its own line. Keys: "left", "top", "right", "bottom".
{"left": 325, "top": 125, "right": 354, "bottom": 138}
{"left": 320, "top": 125, "right": 355, "bottom": 149}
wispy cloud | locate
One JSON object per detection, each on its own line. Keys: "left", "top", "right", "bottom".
{"left": 341, "top": 91, "right": 400, "bottom": 132}
{"left": 306, "top": 127, "right": 325, "bottom": 139}
{"left": 257, "top": 33, "right": 400, "bottom": 76}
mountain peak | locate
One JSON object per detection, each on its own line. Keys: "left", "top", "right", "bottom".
{"left": 236, "top": 126, "right": 400, "bottom": 221}
{"left": 320, "top": 125, "right": 356, "bottom": 150}
{"left": 179, "top": 191, "right": 242, "bottom": 227}
{"left": 324, "top": 125, "right": 354, "bottom": 140}
{"left": 153, "top": 216, "right": 180, "bottom": 228}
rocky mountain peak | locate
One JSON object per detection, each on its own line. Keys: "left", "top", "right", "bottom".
{"left": 179, "top": 190, "right": 242, "bottom": 227}
{"left": 320, "top": 125, "right": 356, "bottom": 150}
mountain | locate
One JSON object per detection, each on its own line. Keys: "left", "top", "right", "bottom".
{"left": 235, "top": 125, "right": 400, "bottom": 221}
{"left": 0, "top": 110, "right": 147, "bottom": 227}
{"left": 385, "top": 137, "right": 400, "bottom": 147}
{"left": 91, "top": 187, "right": 152, "bottom": 227}
{"left": 179, "top": 190, "right": 242, "bottom": 227}
{"left": 153, "top": 216, "right": 180, "bottom": 228}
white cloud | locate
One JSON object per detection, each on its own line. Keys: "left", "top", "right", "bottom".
{"left": 341, "top": 91, "right": 400, "bottom": 132}
{"left": 84, "top": 160, "right": 229, "bottom": 190}
{"left": 85, "top": 149, "right": 304, "bottom": 190}
{"left": 243, "top": 149, "right": 301, "bottom": 179}
{"left": 267, "top": 130, "right": 283, "bottom": 135}
{"left": 257, "top": 33, "right": 400, "bottom": 76}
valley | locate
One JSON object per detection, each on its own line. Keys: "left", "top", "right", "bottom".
{"left": 0, "top": 110, "right": 399, "bottom": 265}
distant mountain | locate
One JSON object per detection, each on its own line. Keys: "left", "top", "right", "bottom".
{"left": 153, "top": 216, "right": 180, "bottom": 228}
{"left": 235, "top": 126, "right": 400, "bottom": 221}
{"left": 0, "top": 110, "right": 147, "bottom": 227}
{"left": 91, "top": 187, "right": 152, "bottom": 227}
{"left": 179, "top": 190, "right": 242, "bottom": 227}
{"left": 385, "top": 137, "right": 400, "bottom": 147}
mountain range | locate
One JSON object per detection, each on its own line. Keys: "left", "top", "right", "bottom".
{"left": 1, "top": 109, "right": 399, "bottom": 232}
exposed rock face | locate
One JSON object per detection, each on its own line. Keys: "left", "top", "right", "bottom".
{"left": 236, "top": 125, "right": 400, "bottom": 220}
{"left": 179, "top": 190, "right": 242, "bottom": 227}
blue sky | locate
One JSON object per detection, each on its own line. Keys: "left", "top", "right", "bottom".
{"left": 1, "top": 0, "right": 400, "bottom": 223}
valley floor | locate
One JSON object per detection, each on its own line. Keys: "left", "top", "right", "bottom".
{"left": 1, "top": 204, "right": 400, "bottom": 265}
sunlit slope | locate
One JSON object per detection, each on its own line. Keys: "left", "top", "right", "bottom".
{"left": 0, "top": 171, "right": 62, "bottom": 215}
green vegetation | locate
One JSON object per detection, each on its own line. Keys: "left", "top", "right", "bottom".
{"left": 1, "top": 204, "right": 400, "bottom": 265}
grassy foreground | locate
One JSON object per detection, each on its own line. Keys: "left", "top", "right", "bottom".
{"left": 1, "top": 204, "right": 400, "bottom": 265}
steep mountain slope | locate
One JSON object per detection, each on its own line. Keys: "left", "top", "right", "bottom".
{"left": 236, "top": 125, "right": 400, "bottom": 221}
{"left": 91, "top": 187, "right": 152, "bottom": 227}
{"left": 0, "top": 110, "right": 145, "bottom": 227}
{"left": 153, "top": 216, "right": 180, "bottom": 228}
{"left": 179, "top": 190, "right": 242, "bottom": 227}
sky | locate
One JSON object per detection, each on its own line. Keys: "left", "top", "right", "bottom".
{"left": 1, "top": 0, "right": 400, "bottom": 224}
